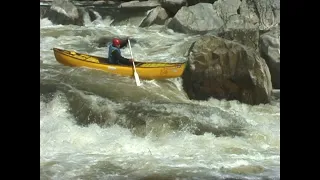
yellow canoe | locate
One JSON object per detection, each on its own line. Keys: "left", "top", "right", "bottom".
{"left": 53, "top": 48, "right": 186, "bottom": 80}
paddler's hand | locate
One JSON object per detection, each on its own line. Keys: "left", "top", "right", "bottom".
{"left": 123, "top": 37, "right": 130, "bottom": 47}
{"left": 129, "top": 59, "right": 134, "bottom": 63}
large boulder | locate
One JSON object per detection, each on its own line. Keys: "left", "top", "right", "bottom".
{"left": 167, "top": 3, "right": 224, "bottom": 34}
{"left": 213, "top": 0, "right": 259, "bottom": 50}
{"left": 43, "top": 0, "right": 84, "bottom": 26}
{"left": 213, "top": 0, "right": 280, "bottom": 31}
{"left": 110, "top": 1, "right": 161, "bottom": 26}
{"left": 139, "top": 6, "right": 169, "bottom": 27}
{"left": 159, "top": 0, "right": 187, "bottom": 17}
{"left": 259, "top": 24, "right": 280, "bottom": 89}
{"left": 212, "top": 0, "right": 241, "bottom": 22}
{"left": 213, "top": 0, "right": 279, "bottom": 50}
{"left": 182, "top": 35, "right": 272, "bottom": 105}
{"left": 240, "top": 0, "right": 280, "bottom": 30}
{"left": 118, "top": 0, "right": 160, "bottom": 8}
{"left": 218, "top": 26, "right": 259, "bottom": 50}
{"left": 186, "top": 0, "right": 217, "bottom": 6}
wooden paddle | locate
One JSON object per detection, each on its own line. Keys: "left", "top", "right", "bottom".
{"left": 128, "top": 39, "right": 142, "bottom": 86}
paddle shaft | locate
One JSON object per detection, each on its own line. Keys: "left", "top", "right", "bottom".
{"left": 128, "top": 39, "right": 141, "bottom": 86}
{"left": 128, "top": 40, "right": 137, "bottom": 70}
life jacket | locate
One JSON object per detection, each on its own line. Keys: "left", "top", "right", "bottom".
{"left": 108, "top": 45, "right": 121, "bottom": 64}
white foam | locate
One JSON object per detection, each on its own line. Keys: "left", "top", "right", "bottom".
{"left": 40, "top": 16, "right": 280, "bottom": 179}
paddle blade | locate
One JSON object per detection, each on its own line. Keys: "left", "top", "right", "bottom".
{"left": 134, "top": 71, "right": 142, "bottom": 86}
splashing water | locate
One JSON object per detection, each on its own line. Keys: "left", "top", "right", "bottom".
{"left": 40, "top": 13, "right": 280, "bottom": 180}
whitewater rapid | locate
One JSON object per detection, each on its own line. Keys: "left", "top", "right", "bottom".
{"left": 40, "top": 16, "right": 280, "bottom": 180}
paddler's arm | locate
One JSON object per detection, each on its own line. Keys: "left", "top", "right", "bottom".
{"left": 112, "top": 50, "right": 133, "bottom": 65}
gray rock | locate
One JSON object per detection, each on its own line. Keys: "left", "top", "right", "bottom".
{"left": 259, "top": 24, "right": 280, "bottom": 88}
{"left": 139, "top": 6, "right": 169, "bottom": 27}
{"left": 182, "top": 35, "right": 272, "bottom": 105}
{"left": 218, "top": 26, "right": 259, "bottom": 50}
{"left": 159, "top": 0, "right": 187, "bottom": 17}
{"left": 44, "top": 0, "right": 84, "bottom": 26}
{"left": 240, "top": 0, "right": 279, "bottom": 30}
{"left": 167, "top": 3, "right": 224, "bottom": 34}
{"left": 119, "top": 0, "right": 160, "bottom": 8}
{"left": 212, "top": 0, "right": 241, "bottom": 22}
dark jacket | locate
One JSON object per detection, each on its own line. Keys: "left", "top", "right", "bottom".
{"left": 108, "top": 39, "right": 132, "bottom": 65}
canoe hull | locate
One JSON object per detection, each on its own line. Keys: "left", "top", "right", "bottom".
{"left": 53, "top": 48, "right": 186, "bottom": 80}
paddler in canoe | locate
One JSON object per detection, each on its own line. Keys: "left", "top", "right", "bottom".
{"left": 107, "top": 38, "right": 134, "bottom": 66}
{"left": 52, "top": 38, "right": 186, "bottom": 82}
{"left": 107, "top": 37, "right": 141, "bottom": 85}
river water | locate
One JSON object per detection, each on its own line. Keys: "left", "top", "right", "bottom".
{"left": 40, "top": 14, "right": 280, "bottom": 180}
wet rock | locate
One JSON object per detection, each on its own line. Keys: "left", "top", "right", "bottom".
{"left": 139, "top": 6, "right": 169, "bottom": 27}
{"left": 259, "top": 24, "right": 280, "bottom": 89}
{"left": 159, "top": 0, "right": 187, "bottom": 17}
{"left": 240, "top": 0, "right": 280, "bottom": 31}
{"left": 218, "top": 26, "right": 259, "bottom": 50}
{"left": 167, "top": 3, "right": 224, "bottom": 34}
{"left": 182, "top": 35, "right": 272, "bottom": 105}
{"left": 213, "top": 0, "right": 259, "bottom": 50}
{"left": 87, "top": 9, "right": 102, "bottom": 22}
{"left": 213, "top": 0, "right": 241, "bottom": 22}
{"left": 43, "top": 0, "right": 84, "bottom": 26}
{"left": 118, "top": 0, "right": 160, "bottom": 8}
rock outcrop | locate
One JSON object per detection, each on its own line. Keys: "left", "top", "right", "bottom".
{"left": 182, "top": 35, "right": 272, "bottom": 105}
{"left": 259, "top": 24, "right": 280, "bottom": 89}
{"left": 139, "top": 6, "right": 169, "bottom": 27}
{"left": 159, "top": 0, "right": 187, "bottom": 17}
{"left": 43, "top": 0, "right": 85, "bottom": 26}
{"left": 167, "top": 3, "right": 224, "bottom": 34}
